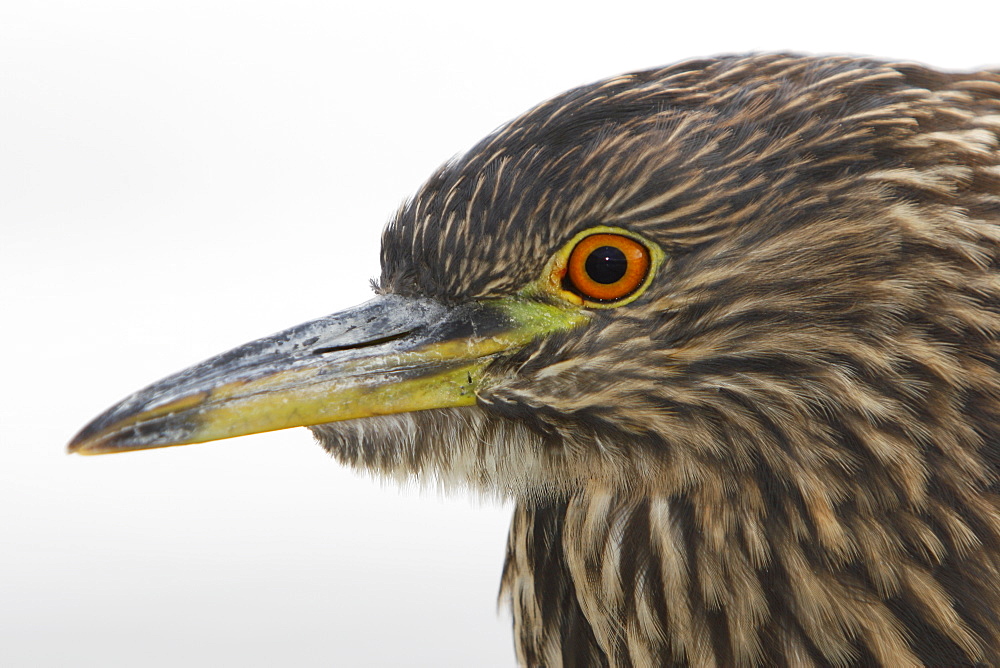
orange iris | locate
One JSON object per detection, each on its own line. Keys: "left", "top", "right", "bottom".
{"left": 565, "top": 233, "right": 651, "bottom": 302}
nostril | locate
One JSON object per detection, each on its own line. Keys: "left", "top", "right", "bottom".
{"left": 312, "top": 329, "right": 416, "bottom": 355}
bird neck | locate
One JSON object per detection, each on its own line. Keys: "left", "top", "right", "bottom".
{"left": 500, "top": 483, "right": 999, "bottom": 666}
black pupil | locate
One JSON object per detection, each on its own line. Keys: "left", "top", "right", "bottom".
{"left": 585, "top": 246, "right": 628, "bottom": 284}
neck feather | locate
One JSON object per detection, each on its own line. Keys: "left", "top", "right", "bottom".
{"left": 501, "top": 482, "right": 1000, "bottom": 667}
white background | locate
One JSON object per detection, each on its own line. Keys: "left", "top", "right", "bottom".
{"left": 2, "top": 2, "right": 997, "bottom": 666}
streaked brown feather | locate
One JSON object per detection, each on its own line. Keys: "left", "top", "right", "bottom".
{"left": 316, "top": 54, "right": 1000, "bottom": 666}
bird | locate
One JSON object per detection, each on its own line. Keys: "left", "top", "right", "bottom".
{"left": 69, "top": 53, "right": 1000, "bottom": 667}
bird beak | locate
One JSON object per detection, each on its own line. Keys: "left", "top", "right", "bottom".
{"left": 68, "top": 294, "right": 587, "bottom": 455}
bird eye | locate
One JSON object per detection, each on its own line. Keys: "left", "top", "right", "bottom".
{"left": 564, "top": 233, "right": 651, "bottom": 303}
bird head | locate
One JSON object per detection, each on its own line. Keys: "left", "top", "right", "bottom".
{"left": 70, "top": 52, "right": 999, "bottom": 525}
